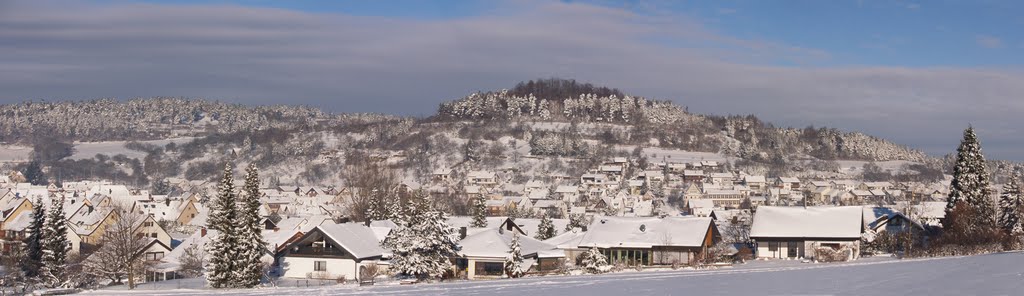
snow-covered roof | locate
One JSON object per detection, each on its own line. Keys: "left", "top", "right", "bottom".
{"left": 458, "top": 229, "right": 563, "bottom": 259}
{"left": 315, "top": 223, "right": 387, "bottom": 259}
{"left": 557, "top": 184, "right": 581, "bottom": 193}
{"left": 687, "top": 199, "right": 714, "bottom": 209}
{"left": 578, "top": 216, "right": 715, "bottom": 248}
{"left": 750, "top": 206, "right": 864, "bottom": 239}
{"left": 744, "top": 176, "right": 766, "bottom": 183}
{"left": 778, "top": 177, "right": 800, "bottom": 183}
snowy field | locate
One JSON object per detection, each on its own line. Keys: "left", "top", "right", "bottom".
{"left": 83, "top": 252, "right": 1024, "bottom": 296}
{"left": 68, "top": 138, "right": 195, "bottom": 160}
{"left": 835, "top": 160, "right": 919, "bottom": 175}
{"left": 0, "top": 138, "right": 196, "bottom": 163}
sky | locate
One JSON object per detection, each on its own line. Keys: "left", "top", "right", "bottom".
{"left": 1, "top": 0, "right": 1024, "bottom": 160}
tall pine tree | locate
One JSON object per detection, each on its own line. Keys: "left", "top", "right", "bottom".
{"left": 945, "top": 126, "right": 995, "bottom": 229}
{"left": 22, "top": 197, "right": 46, "bottom": 278}
{"left": 234, "top": 163, "right": 266, "bottom": 288}
{"left": 998, "top": 176, "right": 1023, "bottom": 235}
{"left": 535, "top": 213, "right": 556, "bottom": 240}
{"left": 40, "top": 197, "right": 69, "bottom": 287}
{"left": 207, "top": 163, "right": 239, "bottom": 288}
{"left": 385, "top": 195, "right": 459, "bottom": 280}
{"left": 504, "top": 232, "right": 524, "bottom": 278}
{"left": 470, "top": 194, "right": 488, "bottom": 228}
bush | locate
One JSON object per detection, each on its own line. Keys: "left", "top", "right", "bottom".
{"left": 813, "top": 246, "right": 852, "bottom": 262}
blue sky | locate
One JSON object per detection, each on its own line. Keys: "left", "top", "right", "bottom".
{"left": 130, "top": 0, "right": 1024, "bottom": 67}
{"left": 2, "top": 0, "right": 1024, "bottom": 160}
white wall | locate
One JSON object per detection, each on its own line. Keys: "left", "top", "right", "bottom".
{"left": 280, "top": 257, "right": 358, "bottom": 280}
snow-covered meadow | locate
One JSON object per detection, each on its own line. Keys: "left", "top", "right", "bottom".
{"left": 86, "top": 252, "right": 1024, "bottom": 296}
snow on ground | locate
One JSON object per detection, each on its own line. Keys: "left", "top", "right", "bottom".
{"left": 835, "top": 160, "right": 919, "bottom": 175}
{"left": 83, "top": 252, "right": 1024, "bottom": 296}
{"left": 69, "top": 137, "right": 196, "bottom": 160}
{"left": 0, "top": 145, "right": 31, "bottom": 162}
{"left": 629, "top": 146, "right": 731, "bottom": 164}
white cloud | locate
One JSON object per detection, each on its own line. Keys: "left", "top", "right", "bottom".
{"left": 976, "top": 35, "right": 1005, "bottom": 48}
{"left": 2, "top": 0, "right": 1024, "bottom": 159}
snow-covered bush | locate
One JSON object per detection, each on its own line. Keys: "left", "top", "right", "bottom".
{"left": 576, "top": 248, "right": 608, "bottom": 274}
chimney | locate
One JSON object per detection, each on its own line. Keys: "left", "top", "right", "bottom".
{"left": 459, "top": 227, "right": 468, "bottom": 240}
{"left": 200, "top": 227, "right": 207, "bottom": 237}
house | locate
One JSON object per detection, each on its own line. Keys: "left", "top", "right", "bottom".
{"left": 576, "top": 216, "right": 719, "bottom": 266}
{"left": 467, "top": 171, "right": 499, "bottom": 187}
{"left": 554, "top": 186, "right": 580, "bottom": 204}
{"left": 863, "top": 207, "right": 925, "bottom": 234}
{"left": 431, "top": 168, "right": 453, "bottom": 182}
{"left": 776, "top": 177, "right": 801, "bottom": 190}
{"left": 456, "top": 228, "right": 565, "bottom": 279}
{"left": 708, "top": 173, "right": 734, "bottom": 185}
{"left": 743, "top": 176, "right": 767, "bottom": 191}
{"left": 750, "top": 206, "right": 864, "bottom": 260}
{"left": 276, "top": 223, "right": 387, "bottom": 281}
{"left": 682, "top": 170, "right": 705, "bottom": 183}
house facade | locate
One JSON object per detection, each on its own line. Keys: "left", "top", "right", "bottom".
{"left": 276, "top": 223, "right": 386, "bottom": 281}
{"left": 750, "top": 206, "right": 864, "bottom": 260}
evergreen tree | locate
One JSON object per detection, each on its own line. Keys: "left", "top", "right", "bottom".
{"left": 385, "top": 193, "right": 403, "bottom": 221}
{"left": 234, "top": 163, "right": 266, "bottom": 288}
{"left": 206, "top": 163, "right": 239, "bottom": 288}
{"left": 40, "top": 197, "right": 69, "bottom": 287}
{"left": 506, "top": 203, "right": 521, "bottom": 221}
{"left": 579, "top": 247, "right": 607, "bottom": 274}
{"left": 152, "top": 179, "right": 171, "bottom": 195}
{"left": 23, "top": 160, "right": 46, "bottom": 185}
{"left": 998, "top": 176, "right": 1023, "bottom": 235}
{"left": 470, "top": 194, "right": 488, "bottom": 228}
{"left": 565, "top": 213, "right": 587, "bottom": 232}
{"left": 504, "top": 232, "right": 524, "bottom": 278}
{"left": 945, "top": 127, "right": 996, "bottom": 229}
{"left": 365, "top": 191, "right": 386, "bottom": 222}
{"left": 22, "top": 197, "right": 46, "bottom": 278}
{"left": 535, "top": 213, "right": 556, "bottom": 240}
{"left": 385, "top": 196, "right": 459, "bottom": 280}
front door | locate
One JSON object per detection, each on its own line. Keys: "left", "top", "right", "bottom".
{"left": 787, "top": 241, "right": 798, "bottom": 258}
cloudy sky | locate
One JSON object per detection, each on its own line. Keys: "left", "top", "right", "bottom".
{"left": 2, "top": 0, "right": 1024, "bottom": 160}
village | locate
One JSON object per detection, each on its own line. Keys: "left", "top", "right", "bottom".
{"left": 0, "top": 145, "right": 968, "bottom": 293}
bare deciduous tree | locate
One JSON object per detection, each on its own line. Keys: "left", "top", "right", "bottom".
{"left": 84, "top": 206, "right": 152, "bottom": 289}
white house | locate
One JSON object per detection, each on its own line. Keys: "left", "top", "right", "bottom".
{"left": 276, "top": 223, "right": 386, "bottom": 281}
{"left": 457, "top": 228, "right": 564, "bottom": 280}
{"left": 576, "top": 216, "right": 719, "bottom": 266}
{"left": 750, "top": 206, "right": 864, "bottom": 261}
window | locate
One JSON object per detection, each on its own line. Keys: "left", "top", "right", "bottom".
{"left": 145, "top": 252, "right": 164, "bottom": 261}
{"left": 144, "top": 222, "right": 154, "bottom": 227}
{"left": 314, "top": 261, "right": 327, "bottom": 271}
{"left": 151, "top": 233, "right": 158, "bottom": 238}
{"left": 768, "top": 242, "right": 778, "bottom": 252}
{"left": 475, "top": 262, "right": 504, "bottom": 276}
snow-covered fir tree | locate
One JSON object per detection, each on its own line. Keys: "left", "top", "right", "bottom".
{"left": 504, "top": 232, "right": 524, "bottom": 278}
{"left": 470, "top": 194, "right": 488, "bottom": 228}
{"left": 234, "top": 163, "right": 266, "bottom": 288}
{"left": 386, "top": 194, "right": 459, "bottom": 280}
{"left": 40, "top": 197, "right": 69, "bottom": 287}
{"left": 365, "top": 192, "right": 387, "bottom": 222}
{"left": 22, "top": 197, "right": 46, "bottom": 278}
{"left": 207, "top": 163, "right": 239, "bottom": 288}
{"left": 565, "top": 213, "right": 587, "bottom": 232}
{"left": 385, "top": 193, "right": 403, "bottom": 221}
{"left": 998, "top": 176, "right": 1023, "bottom": 235}
{"left": 579, "top": 247, "right": 607, "bottom": 274}
{"left": 945, "top": 126, "right": 995, "bottom": 229}
{"left": 535, "top": 213, "right": 556, "bottom": 240}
